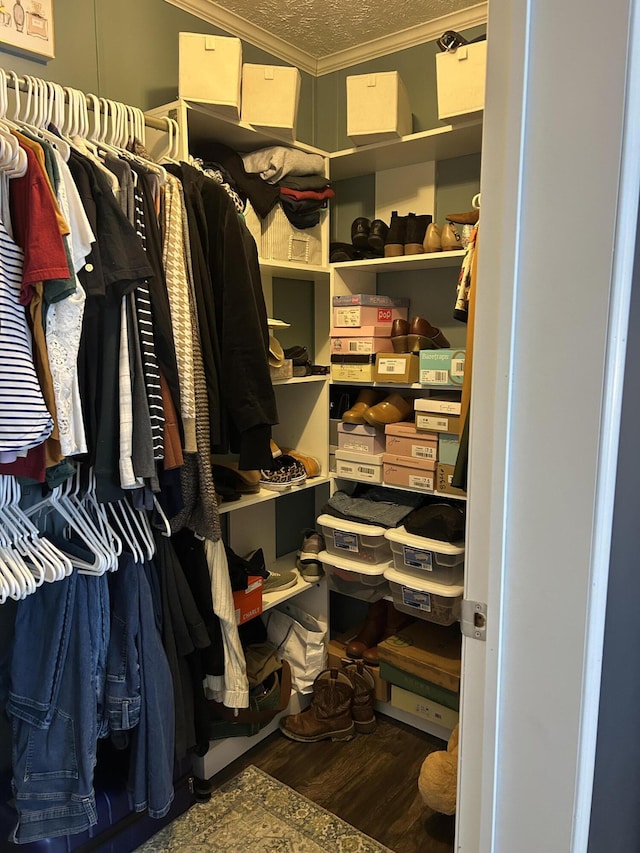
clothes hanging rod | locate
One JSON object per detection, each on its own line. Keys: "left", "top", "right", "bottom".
{"left": 3, "top": 71, "right": 171, "bottom": 132}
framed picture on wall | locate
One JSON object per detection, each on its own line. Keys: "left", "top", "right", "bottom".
{"left": 0, "top": 0, "right": 54, "bottom": 61}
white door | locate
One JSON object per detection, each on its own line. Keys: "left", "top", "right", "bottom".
{"left": 456, "top": 0, "right": 640, "bottom": 850}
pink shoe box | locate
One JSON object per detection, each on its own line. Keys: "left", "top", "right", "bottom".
{"left": 332, "top": 304, "right": 409, "bottom": 328}
{"left": 382, "top": 452, "right": 436, "bottom": 493}
{"left": 384, "top": 422, "right": 438, "bottom": 461}
{"left": 331, "top": 336, "right": 394, "bottom": 355}
{"left": 338, "top": 422, "right": 386, "bottom": 454}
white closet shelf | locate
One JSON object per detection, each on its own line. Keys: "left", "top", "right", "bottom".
{"left": 331, "top": 251, "right": 465, "bottom": 275}
{"left": 148, "top": 99, "right": 329, "bottom": 157}
{"left": 330, "top": 380, "right": 424, "bottom": 389}
{"left": 330, "top": 472, "right": 467, "bottom": 501}
{"left": 218, "top": 476, "right": 331, "bottom": 515}
{"left": 329, "top": 119, "right": 483, "bottom": 181}
{"left": 272, "top": 376, "right": 328, "bottom": 386}
{"left": 259, "top": 259, "right": 330, "bottom": 280}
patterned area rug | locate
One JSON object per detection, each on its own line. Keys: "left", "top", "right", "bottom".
{"left": 135, "top": 765, "right": 393, "bottom": 852}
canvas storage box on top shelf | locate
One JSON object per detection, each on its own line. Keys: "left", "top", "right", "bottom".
{"left": 241, "top": 64, "right": 302, "bottom": 140}
{"left": 319, "top": 550, "right": 391, "bottom": 602}
{"left": 384, "top": 566, "right": 464, "bottom": 626}
{"left": 178, "top": 33, "right": 242, "bottom": 118}
{"left": 385, "top": 526, "right": 464, "bottom": 586}
{"left": 346, "top": 71, "right": 413, "bottom": 145}
{"left": 436, "top": 40, "right": 487, "bottom": 121}
{"left": 317, "top": 514, "right": 391, "bottom": 564}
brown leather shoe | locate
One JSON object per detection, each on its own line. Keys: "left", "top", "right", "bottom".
{"left": 343, "top": 661, "right": 377, "bottom": 733}
{"left": 407, "top": 316, "right": 450, "bottom": 351}
{"left": 390, "top": 318, "right": 410, "bottom": 353}
{"left": 363, "top": 392, "right": 412, "bottom": 428}
{"left": 424, "top": 222, "right": 442, "bottom": 253}
{"left": 280, "top": 669, "right": 355, "bottom": 742}
{"left": 341, "top": 389, "right": 381, "bottom": 424}
{"left": 445, "top": 209, "right": 480, "bottom": 225}
{"left": 362, "top": 602, "right": 415, "bottom": 665}
{"left": 345, "top": 599, "right": 388, "bottom": 658}
{"left": 442, "top": 222, "right": 462, "bottom": 251}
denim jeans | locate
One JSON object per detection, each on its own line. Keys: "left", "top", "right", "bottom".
{"left": 328, "top": 487, "right": 424, "bottom": 528}
{"left": 105, "top": 558, "right": 141, "bottom": 734}
{"left": 8, "top": 571, "right": 110, "bottom": 844}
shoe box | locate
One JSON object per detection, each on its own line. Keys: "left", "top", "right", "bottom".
{"left": 178, "top": 33, "right": 243, "bottom": 117}
{"left": 379, "top": 659, "right": 459, "bottom": 711}
{"left": 385, "top": 526, "right": 464, "bottom": 586}
{"left": 384, "top": 565, "right": 464, "bottom": 626}
{"left": 335, "top": 449, "right": 384, "bottom": 483}
{"left": 346, "top": 70, "right": 413, "bottom": 145}
{"left": 331, "top": 354, "right": 376, "bottom": 383}
{"left": 413, "top": 392, "right": 462, "bottom": 416}
{"left": 384, "top": 422, "right": 438, "bottom": 461}
{"left": 332, "top": 294, "right": 409, "bottom": 328}
{"left": 377, "top": 620, "right": 462, "bottom": 692}
{"left": 382, "top": 452, "right": 436, "bottom": 493}
{"left": 338, "top": 423, "right": 386, "bottom": 455}
{"left": 241, "top": 63, "right": 302, "bottom": 140}
{"left": 436, "top": 40, "right": 487, "bottom": 121}
{"left": 436, "top": 463, "right": 467, "bottom": 498}
{"left": 438, "top": 433, "right": 461, "bottom": 466}
{"left": 373, "top": 352, "right": 419, "bottom": 384}
{"left": 328, "top": 631, "right": 391, "bottom": 702}
{"left": 331, "top": 336, "right": 394, "bottom": 355}
{"left": 419, "top": 349, "right": 466, "bottom": 388}
{"left": 415, "top": 411, "right": 462, "bottom": 435}
{"left": 318, "top": 549, "right": 391, "bottom": 602}
{"left": 317, "top": 514, "right": 392, "bottom": 564}
{"left": 233, "top": 575, "right": 264, "bottom": 625}
{"left": 390, "top": 684, "right": 459, "bottom": 731}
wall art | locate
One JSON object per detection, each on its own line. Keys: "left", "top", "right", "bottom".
{"left": 0, "top": 0, "right": 54, "bottom": 61}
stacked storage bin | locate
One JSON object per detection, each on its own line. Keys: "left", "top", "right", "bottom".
{"left": 316, "top": 514, "right": 392, "bottom": 601}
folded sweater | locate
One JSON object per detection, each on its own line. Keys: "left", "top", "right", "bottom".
{"left": 242, "top": 146, "right": 326, "bottom": 184}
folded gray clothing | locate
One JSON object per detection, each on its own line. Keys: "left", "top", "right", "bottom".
{"left": 278, "top": 175, "right": 331, "bottom": 192}
{"left": 242, "top": 146, "right": 326, "bottom": 184}
{"left": 326, "top": 488, "right": 422, "bottom": 528}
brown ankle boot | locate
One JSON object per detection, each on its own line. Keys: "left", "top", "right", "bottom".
{"left": 280, "top": 669, "right": 355, "bottom": 742}
{"left": 343, "top": 661, "right": 376, "bottom": 734}
{"left": 345, "top": 599, "right": 388, "bottom": 659}
{"left": 362, "top": 602, "right": 415, "bottom": 666}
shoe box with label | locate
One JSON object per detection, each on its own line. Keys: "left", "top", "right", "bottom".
{"left": 411, "top": 394, "right": 467, "bottom": 497}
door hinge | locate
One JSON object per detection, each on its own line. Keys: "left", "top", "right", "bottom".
{"left": 461, "top": 599, "right": 487, "bottom": 641}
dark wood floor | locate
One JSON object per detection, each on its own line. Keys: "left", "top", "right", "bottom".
{"left": 212, "top": 714, "right": 455, "bottom": 853}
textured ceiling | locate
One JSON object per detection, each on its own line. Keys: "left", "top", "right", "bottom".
{"left": 207, "top": 0, "right": 481, "bottom": 57}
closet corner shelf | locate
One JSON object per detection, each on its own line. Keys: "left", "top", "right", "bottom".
{"left": 329, "top": 118, "right": 483, "bottom": 181}
{"left": 259, "top": 259, "right": 330, "bottom": 280}
{"left": 329, "top": 472, "right": 467, "bottom": 502}
{"left": 331, "top": 251, "right": 465, "bottom": 275}
{"left": 272, "top": 375, "right": 328, "bottom": 386}
{"left": 218, "top": 476, "right": 331, "bottom": 515}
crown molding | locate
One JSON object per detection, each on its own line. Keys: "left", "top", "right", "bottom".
{"left": 164, "top": 0, "right": 319, "bottom": 75}
{"left": 164, "top": 0, "right": 488, "bottom": 77}
{"left": 316, "top": 4, "right": 488, "bottom": 75}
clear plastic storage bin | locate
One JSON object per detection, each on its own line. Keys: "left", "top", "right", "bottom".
{"left": 385, "top": 526, "right": 464, "bottom": 585}
{"left": 319, "top": 550, "right": 391, "bottom": 602}
{"left": 384, "top": 566, "right": 463, "bottom": 626}
{"left": 317, "top": 514, "right": 391, "bottom": 564}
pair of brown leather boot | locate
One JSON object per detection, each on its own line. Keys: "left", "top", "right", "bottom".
{"left": 280, "top": 662, "right": 376, "bottom": 743}
{"left": 346, "top": 599, "right": 414, "bottom": 665}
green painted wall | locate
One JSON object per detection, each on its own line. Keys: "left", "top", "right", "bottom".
{"left": 0, "top": 0, "right": 316, "bottom": 144}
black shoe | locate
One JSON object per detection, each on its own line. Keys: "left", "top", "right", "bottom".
{"left": 404, "top": 213, "right": 432, "bottom": 255}
{"left": 368, "top": 219, "right": 389, "bottom": 252}
{"left": 330, "top": 242, "right": 361, "bottom": 262}
{"left": 351, "top": 217, "right": 371, "bottom": 250}
{"left": 384, "top": 211, "right": 409, "bottom": 257}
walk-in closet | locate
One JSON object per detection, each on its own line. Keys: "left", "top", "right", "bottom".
{"left": 0, "top": 1, "right": 639, "bottom": 851}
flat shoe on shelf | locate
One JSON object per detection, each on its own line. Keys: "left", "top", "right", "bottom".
{"left": 341, "top": 389, "right": 381, "bottom": 424}
{"left": 362, "top": 392, "right": 413, "bottom": 428}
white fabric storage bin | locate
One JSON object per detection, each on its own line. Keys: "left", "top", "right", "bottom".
{"left": 242, "top": 201, "right": 262, "bottom": 250}
{"left": 436, "top": 41, "right": 487, "bottom": 120}
{"left": 384, "top": 566, "right": 463, "bottom": 626}
{"left": 385, "top": 526, "right": 464, "bottom": 586}
{"left": 261, "top": 203, "right": 323, "bottom": 265}
{"left": 241, "top": 64, "right": 302, "bottom": 140}
{"left": 346, "top": 71, "right": 413, "bottom": 145}
{"left": 178, "top": 33, "right": 242, "bottom": 118}
{"left": 317, "top": 514, "right": 391, "bottom": 564}
{"left": 319, "top": 550, "right": 391, "bottom": 602}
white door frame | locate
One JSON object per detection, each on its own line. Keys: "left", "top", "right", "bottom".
{"left": 457, "top": 0, "right": 640, "bottom": 850}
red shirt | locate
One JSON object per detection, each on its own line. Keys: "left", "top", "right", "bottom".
{"left": 9, "top": 144, "right": 70, "bottom": 305}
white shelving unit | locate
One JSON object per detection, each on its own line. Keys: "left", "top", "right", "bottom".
{"left": 144, "top": 93, "right": 478, "bottom": 777}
